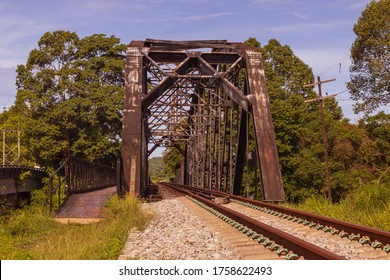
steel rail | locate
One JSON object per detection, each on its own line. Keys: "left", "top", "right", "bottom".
{"left": 158, "top": 182, "right": 345, "bottom": 260}
{"left": 229, "top": 195, "right": 390, "bottom": 246}
{"left": 168, "top": 183, "right": 390, "bottom": 247}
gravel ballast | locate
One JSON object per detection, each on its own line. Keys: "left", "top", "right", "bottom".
{"left": 119, "top": 198, "right": 235, "bottom": 260}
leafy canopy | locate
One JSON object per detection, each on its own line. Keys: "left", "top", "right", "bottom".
{"left": 15, "top": 30, "right": 125, "bottom": 168}
{"left": 347, "top": 0, "right": 390, "bottom": 113}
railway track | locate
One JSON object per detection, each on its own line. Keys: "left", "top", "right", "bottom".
{"left": 153, "top": 182, "right": 390, "bottom": 260}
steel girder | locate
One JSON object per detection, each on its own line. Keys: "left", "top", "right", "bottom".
{"left": 122, "top": 39, "right": 285, "bottom": 201}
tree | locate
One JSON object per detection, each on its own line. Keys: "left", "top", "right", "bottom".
{"left": 148, "top": 157, "right": 165, "bottom": 181}
{"left": 163, "top": 146, "right": 184, "bottom": 180}
{"left": 0, "top": 103, "right": 33, "bottom": 166}
{"left": 347, "top": 0, "right": 390, "bottom": 113}
{"left": 15, "top": 31, "right": 125, "bottom": 168}
{"left": 358, "top": 111, "right": 390, "bottom": 168}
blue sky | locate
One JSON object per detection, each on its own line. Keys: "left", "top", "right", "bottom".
{"left": 0, "top": 0, "right": 386, "bottom": 122}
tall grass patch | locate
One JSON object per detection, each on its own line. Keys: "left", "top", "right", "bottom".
{"left": 283, "top": 182, "right": 390, "bottom": 231}
{"left": 0, "top": 194, "right": 152, "bottom": 259}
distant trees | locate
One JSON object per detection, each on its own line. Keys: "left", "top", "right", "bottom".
{"left": 14, "top": 30, "right": 125, "bottom": 168}
{"left": 347, "top": 0, "right": 390, "bottom": 114}
{"left": 148, "top": 157, "right": 166, "bottom": 182}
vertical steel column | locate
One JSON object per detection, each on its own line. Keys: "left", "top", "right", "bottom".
{"left": 245, "top": 49, "right": 285, "bottom": 201}
{"left": 228, "top": 105, "right": 234, "bottom": 194}
{"left": 233, "top": 109, "right": 247, "bottom": 195}
{"left": 122, "top": 42, "right": 145, "bottom": 196}
{"left": 221, "top": 104, "right": 229, "bottom": 192}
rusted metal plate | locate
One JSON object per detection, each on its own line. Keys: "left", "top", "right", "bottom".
{"left": 56, "top": 187, "right": 116, "bottom": 218}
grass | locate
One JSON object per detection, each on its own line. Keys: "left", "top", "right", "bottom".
{"left": 283, "top": 182, "right": 390, "bottom": 232}
{"left": 0, "top": 194, "right": 152, "bottom": 260}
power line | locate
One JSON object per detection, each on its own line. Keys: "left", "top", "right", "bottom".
{"left": 334, "top": 89, "right": 348, "bottom": 95}
{"left": 316, "top": 55, "right": 350, "bottom": 76}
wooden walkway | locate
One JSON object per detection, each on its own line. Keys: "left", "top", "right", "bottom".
{"left": 55, "top": 187, "right": 116, "bottom": 223}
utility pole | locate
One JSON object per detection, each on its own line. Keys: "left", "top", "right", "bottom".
{"left": 304, "top": 76, "right": 336, "bottom": 203}
{"left": 2, "top": 128, "right": 5, "bottom": 165}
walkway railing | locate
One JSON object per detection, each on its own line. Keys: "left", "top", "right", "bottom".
{"left": 48, "top": 157, "right": 116, "bottom": 212}
{"left": 48, "top": 161, "right": 67, "bottom": 212}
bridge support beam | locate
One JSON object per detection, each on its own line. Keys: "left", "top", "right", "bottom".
{"left": 245, "top": 50, "right": 285, "bottom": 201}
{"left": 122, "top": 42, "right": 145, "bottom": 196}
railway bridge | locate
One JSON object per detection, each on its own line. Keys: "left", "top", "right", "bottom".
{"left": 121, "top": 39, "right": 285, "bottom": 202}
{"left": 2, "top": 39, "right": 286, "bottom": 216}
{"left": 2, "top": 40, "right": 389, "bottom": 261}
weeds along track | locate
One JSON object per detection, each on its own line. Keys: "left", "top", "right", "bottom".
{"left": 157, "top": 183, "right": 390, "bottom": 260}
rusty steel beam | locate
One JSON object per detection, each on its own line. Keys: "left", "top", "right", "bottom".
{"left": 200, "top": 53, "right": 240, "bottom": 64}
{"left": 233, "top": 110, "right": 247, "bottom": 195}
{"left": 197, "top": 57, "right": 250, "bottom": 112}
{"left": 142, "top": 57, "right": 195, "bottom": 108}
{"left": 145, "top": 39, "right": 234, "bottom": 50}
{"left": 147, "top": 51, "right": 188, "bottom": 63}
{"left": 122, "top": 42, "right": 145, "bottom": 196}
{"left": 245, "top": 49, "right": 285, "bottom": 202}
{"left": 122, "top": 39, "right": 285, "bottom": 202}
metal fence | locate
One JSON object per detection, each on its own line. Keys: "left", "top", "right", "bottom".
{"left": 48, "top": 157, "right": 116, "bottom": 212}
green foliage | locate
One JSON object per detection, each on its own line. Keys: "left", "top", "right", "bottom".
{"left": 148, "top": 157, "right": 166, "bottom": 181}
{"left": 358, "top": 111, "right": 390, "bottom": 166}
{"left": 347, "top": 0, "right": 390, "bottom": 113}
{"left": 0, "top": 107, "right": 33, "bottom": 165}
{"left": 163, "top": 146, "right": 184, "bottom": 180}
{"left": 284, "top": 181, "right": 390, "bottom": 231}
{"left": 14, "top": 30, "right": 125, "bottom": 168}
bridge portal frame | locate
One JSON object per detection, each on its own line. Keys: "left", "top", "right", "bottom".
{"left": 122, "top": 39, "right": 285, "bottom": 201}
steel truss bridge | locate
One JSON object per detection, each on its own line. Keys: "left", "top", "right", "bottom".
{"left": 121, "top": 39, "right": 285, "bottom": 202}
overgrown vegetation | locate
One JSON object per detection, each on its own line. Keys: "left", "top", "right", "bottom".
{"left": 0, "top": 190, "right": 152, "bottom": 260}
{"left": 283, "top": 181, "right": 390, "bottom": 232}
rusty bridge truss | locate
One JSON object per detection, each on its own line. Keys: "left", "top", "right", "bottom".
{"left": 122, "top": 39, "right": 285, "bottom": 201}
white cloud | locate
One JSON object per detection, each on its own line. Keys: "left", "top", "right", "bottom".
{"left": 77, "top": 0, "right": 146, "bottom": 13}
{"left": 292, "top": 11, "right": 308, "bottom": 20}
{"left": 168, "top": 12, "right": 234, "bottom": 22}
{"left": 252, "top": 0, "right": 293, "bottom": 5}
{"left": 265, "top": 16, "right": 355, "bottom": 35}
{"left": 0, "top": 16, "right": 52, "bottom": 67}
{"left": 324, "top": 0, "right": 370, "bottom": 11}
{"left": 0, "top": 67, "right": 17, "bottom": 109}
{"left": 346, "top": 0, "right": 370, "bottom": 10}
{"left": 265, "top": 22, "right": 332, "bottom": 33}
